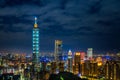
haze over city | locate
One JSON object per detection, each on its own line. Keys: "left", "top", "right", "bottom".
{"left": 0, "top": 0, "right": 120, "bottom": 53}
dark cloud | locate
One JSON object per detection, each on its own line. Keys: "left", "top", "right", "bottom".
{"left": 0, "top": 15, "right": 32, "bottom": 33}
{"left": 88, "top": 0, "right": 102, "bottom": 14}
{"left": 0, "top": 0, "right": 120, "bottom": 53}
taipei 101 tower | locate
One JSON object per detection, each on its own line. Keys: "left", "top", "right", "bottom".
{"left": 32, "top": 17, "right": 39, "bottom": 64}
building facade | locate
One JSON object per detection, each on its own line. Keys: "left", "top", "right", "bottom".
{"left": 32, "top": 17, "right": 39, "bottom": 64}
{"left": 54, "top": 40, "right": 63, "bottom": 62}
{"left": 87, "top": 48, "right": 93, "bottom": 59}
{"left": 68, "top": 50, "right": 73, "bottom": 72}
{"left": 74, "top": 52, "right": 81, "bottom": 74}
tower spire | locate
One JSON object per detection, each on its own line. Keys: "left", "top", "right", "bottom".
{"left": 34, "top": 16, "right": 38, "bottom": 28}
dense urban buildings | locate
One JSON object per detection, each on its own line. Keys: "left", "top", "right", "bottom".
{"left": 1, "top": 50, "right": 120, "bottom": 80}
{"left": 0, "top": 17, "right": 120, "bottom": 80}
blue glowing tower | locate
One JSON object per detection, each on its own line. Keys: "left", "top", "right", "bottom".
{"left": 33, "top": 17, "right": 39, "bottom": 64}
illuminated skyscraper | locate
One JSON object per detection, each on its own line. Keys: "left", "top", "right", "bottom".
{"left": 32, "top": 17, "right": 39, "bottom": 64}
{"left": 68, "top": 50, "right": 73, "bottom": 72}
{"left": 54, "top": 40, "right": 63, "bottom": 61}
{"left": 87, "top": 48, "right": 93, "bottom": 59}
{"left": 104, "top": 61, "right": 111, "bottom": 80}
{"left": 80, "top": 52, "right": 85, "bottom": 60}
{"left": 74, "top": 52, "right": 81, "bottom": 74}
{"left": 104, "top": 61, "right": 120, "bottom": 80}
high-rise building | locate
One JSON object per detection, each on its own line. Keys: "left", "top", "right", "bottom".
{"left": 104, "top": 61, "right": 120, "bottom": 80}
{"left": 54, "top": 40, "right": 63, "bottom": 61}
{"left": 80, "top": 52, "right": 85, "bottom": 60}
{"left": 51, "top": 62, "right": 57, "bottom": 74}
{"left": 89, "top": 62, "right": 98, "bottom": 77}
{"left": 74, "top": 52, "right": 81, "bottom": 74}
{"left": 32, "top": 17, "right": 39, "bottom": 64}
{"left": 104, "top": 61, "right": 110, "bottom": 80}
{"left": 59, "top": 62, "right": 64, "bottom": 72}
{"left": 87, "top": 48, "right": 93, "bottom": 59}
{"left": 68, "top": 50, "right": 73, "bottom": 72}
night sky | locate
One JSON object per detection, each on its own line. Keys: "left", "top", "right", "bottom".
{"left": 0, "top": 0, "right": 120, "bottom": 53}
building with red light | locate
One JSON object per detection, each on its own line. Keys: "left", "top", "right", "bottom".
{"left": 80, "top": 52, "right": 85, "bottom": 61}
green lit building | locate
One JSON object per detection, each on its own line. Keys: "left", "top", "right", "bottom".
{"left": 32, "top": 17, "right": 39, "bottom": 64}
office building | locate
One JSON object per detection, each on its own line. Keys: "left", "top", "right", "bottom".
{"left": 68, "top": 50, "right": 73, "bottom": 72}
{"left": 87, "top": 48, "right": 93, "bottom": 59}
{"left": 104, "top": 61, "right": 120, "bottom": 80}
{"left": 59, "top": 61, "right": 64, "bottom": 72}
{"left": 32, "top": 17, "right": 39, "bottom": 64}
{"left": 74, "top": 52, "right": 81, "bottom": 74}
{"left": 80, "top": 52, "right": 85, "bottom": 60}
{"left": 54, "top": 40, "right": 63, "bottom": 62}
{"left": 50, "top": 62, "right": 57, "bottom": 74}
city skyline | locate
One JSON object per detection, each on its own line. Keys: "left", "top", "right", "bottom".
{"left": 0, "top": 0, "right": 120, "bottom": 53}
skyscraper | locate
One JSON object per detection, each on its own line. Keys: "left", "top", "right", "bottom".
{"left": 68, "top": 50, "right": 73, "bottom": 72}
{"left": 87, "top": 48, "right": 93, "bottom": 59}
{"left": 32, "top": 17, "right": 39, "bottom": 64}
{"left": 74, "top": 52, "right": 81, "bottom": 74}
{"left": 104, "top": 61, "right": 120, "bottom": 80}
{"left": 54, "top": 40, "right": 63, "bottom": 61}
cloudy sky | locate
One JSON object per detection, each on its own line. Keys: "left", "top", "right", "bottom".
{"left": 0, "top": 0, "right": 120, "bottom": 53}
